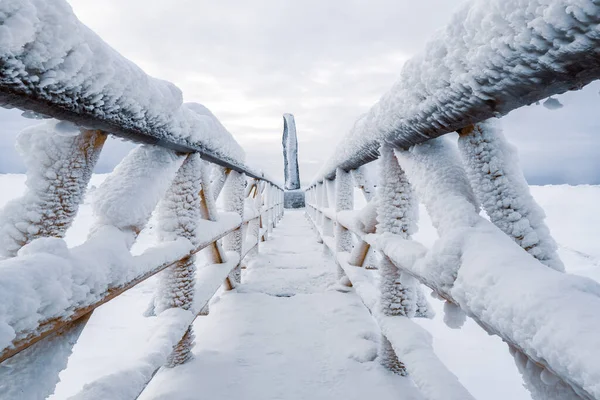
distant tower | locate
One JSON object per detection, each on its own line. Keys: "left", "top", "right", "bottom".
{"left": 282, "top": 113, "right": 300, "bottom": 190}
{"left": 282, "top": 113, "right": 305, "bottom": 208}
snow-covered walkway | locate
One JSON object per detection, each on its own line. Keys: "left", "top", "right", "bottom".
{"left": 140, "top": 210, "right": 423, "bottom": 400}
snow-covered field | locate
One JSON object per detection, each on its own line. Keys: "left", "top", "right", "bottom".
{"left": 1, "top": 174, "right": 598, "bottom": 399}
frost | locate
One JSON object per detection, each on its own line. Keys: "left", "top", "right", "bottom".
{"left": 395, "top": 137, "right": 479, "bottom": 292}
{"left": 0, "top": 121, "right": 106, "bottom": 258}
{"left": 221, "top": 171, "right": 246, "bottom": 285}
{"left": 458, "top": 120, "right": 564, "bottom": 271}
{"left": 92, "top": 144, "right": 184, "bottom": 235}
{"left": 313, "top": 0, "right": 600, "bottom": 182}
{"left": 376, "top": 145, "right": 418, "bottom": 319}
{"left": 0, "top": 1, "right": 244, "bottom": 164}
{"left": 154, "top": 154, "right": 204, "bottom": 316}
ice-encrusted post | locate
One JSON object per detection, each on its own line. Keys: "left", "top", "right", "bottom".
{"left": 0, "top": 122, "right": 107, "bottom": 399}
{"left": 153, "top": 153, "right": 203, "bottom": 366}
{"left": 0, "top": 122, "right": 107, "bottom": 258}
{"left": 376, "top": 145, "right": 419, "bottom": 375}
{"left": 323, "top": 179, "right": 334, "bottom": 237}
{"left": 247, "top": 179, "right": 262, "bottom": 259}
{"left": 335, "top": 168, "right": 354, "bottom": 282}
{"left": 314, "top": 183, "right": 324, "bottom": 243}
{"left": 92, "top": 145, "right": 182, "bottom": 241}
{"left": 458, "top": 121, "right": 564, "bottom": 271}
{"left": 394, "top": 138, "right": 480, "bottom": 294}
{"left": 210, "top": 166, "right": 230, "bottom": 201}
{"left": 222, "top": 170, "right": 246, "bottom": 286}
{"left": 259, "top": 181, "right": 269, "bottom": 242}
{"left": 267, "top": 184, "right": 274, "bottom": 235}
{"left": 198, "top": 160, "right": 232, "bottom": 294}
{"left": 352, "top": 166, "right": 376, "bottom": 201}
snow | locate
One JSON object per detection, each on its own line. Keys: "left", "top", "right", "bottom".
{"left": 220, "top": 170, "right": 245, "bottom": 285}
{"left": 282, "top": 114, "right": 300, "bottom": 190}
{"left": 0, "top": 0, "right": 245, "bottom": 164}
{"left": 68, "top": 254, "right": 240, "bottom": 400}
{"left": 313, "top": 0, "right": 600, "bottom": 183}
{"left": 376, "top": 145, "right": 419, "bottom": 319}
{"left": 0, "top": 315, "right": 87, "bottom": 400}
{"left": 453, "top": 219, "right": 600, "bottom": 399}
{"left": 320, "top": 232, "right": 473, "bottom": 399}
{"left": 0, "top": 121, "right": 105, "bottom": 258}
{"left": 92, "top": 144, "right": 183, "bottom": 234}
{"left": 139, "top": 211, "right": 424, "bottom": 400}
{"left": 1, "top": 174, "right": 600, "bottom": 400}
{"left": 153, "top": 154, "right": 204, "bottom": 317}
{"left": 458, "top": 120, "right": 564, "bottom": 271}
{"left": 394, "top": 138, "right": 479, "bottom": 293}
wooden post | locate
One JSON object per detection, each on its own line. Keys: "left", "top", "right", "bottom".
{"left": 199, "top": 161, "right": 233, "bottom": 291}
{"left": 376, "top": 144, "right": 420, "bottom": 375}
{"left": 0, "top": 125, "right": 107, "bottom": 398}
{"left": 0, "top": 127, "right": 107, "bottom": 257}
{"left": 222, "top": 170, "right": 246, "bottom": 286}
{"left": 335, "top": 168, "right": 354, "bottom": 281}
{"left": 154, "top": 153, "right": 204, "bottom": 366}
{"left": 210, "top": 166, "right": 231, "bottom": 201}
{"left": 457, "top": 121, "right": 564, "bottom": 272}
{"left": 322, "top": 179, "right": 333, "bottom": 237}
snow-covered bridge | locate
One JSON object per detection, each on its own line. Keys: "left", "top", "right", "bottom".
{"left": 1, "top": 0, "right": 600, "bottom": 399}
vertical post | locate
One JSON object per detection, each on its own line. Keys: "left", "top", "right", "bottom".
{"left": 0, "top": 123, "right": 107, "bottom": 399}
{"left": 223, "top": 170, "right": 246, "bottom": 286}
{"left": 352, "top": 166, "right": 376, "bottom": 202}
{"left": 211, "top": 166, "right": 231, "bottom": 201}
{"left": 376, "top": 145, "right": 419, "bottom": 375}
{"left": 249, "top": 181, "right": 262, "bottom": 257}
{"left": 335, "top": 168, "right": 354, "bottom": 281}
{"left": 154, "top": 153, "right": 203, "bottom": 366}
{"left": 457, "top": 121, "right": 564, "bottom": 271}
{"left": 322, "top": 179, "right": 333, "bottom": 237}
{"left": 259, "top": 181, "right": 268, "bottom": 242}
{"left": 267, "top": 184, "right": 274, "bottom": 235}
{"left": 198, "top": 161, "right": 232, "bottom": 293}
{"left": 0, "top": 124, "right": 107, "bottom": 257}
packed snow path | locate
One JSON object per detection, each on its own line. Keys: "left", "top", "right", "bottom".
{"left": 140, "top": 210, "right": 423, "bottom": 400}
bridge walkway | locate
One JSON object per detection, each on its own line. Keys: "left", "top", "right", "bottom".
{"left": 139, "top": 210, "right": 423, "bottom": 400}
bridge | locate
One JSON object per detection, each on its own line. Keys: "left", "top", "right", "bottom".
{"left": 1, "top": 0, "right": 600, "bottom": 399}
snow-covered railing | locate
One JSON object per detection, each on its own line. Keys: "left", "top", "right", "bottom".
{"left": 307, "top": 124, "right": 600, "bottom": 398}
{"left": 0, "top": 0, "right": 281, "bottom": 187}
{"left": 306, "top": 1, "right": 600, "bottom": 398}
{"left": 313, "top": 0, "right": 600, "bottom": 183}
{"left": 0, "top": 137, "right": 283, "bottom": 399}
{"left": 0, "top": 2, "right": 285, "bottom": 397}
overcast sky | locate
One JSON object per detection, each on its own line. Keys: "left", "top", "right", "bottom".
{"left": 1, "top": 0, "right": 599, "bottom": 184}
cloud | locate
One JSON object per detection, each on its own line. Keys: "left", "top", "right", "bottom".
{"left": 0, "top": 0, "right": 598, "bottom": 185}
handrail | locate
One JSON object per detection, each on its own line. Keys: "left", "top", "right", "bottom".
{"left": 311, "top": 0, "right": 600, "bottom": 185}
{"left": 0, "top": 0, "right": 282, "bottom": 190}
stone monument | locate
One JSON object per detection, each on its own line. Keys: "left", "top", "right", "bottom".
{"left": 282, "top": 113, "right": 305, "bottom": 208}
